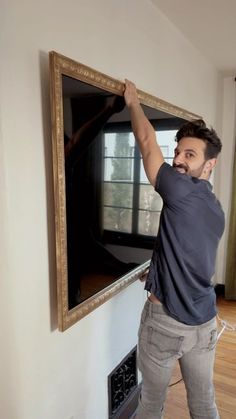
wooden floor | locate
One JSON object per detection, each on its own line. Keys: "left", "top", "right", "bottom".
{"left": 164, "top": 297, "right": 236, "bottom": 419}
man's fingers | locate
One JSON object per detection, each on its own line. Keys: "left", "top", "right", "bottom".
{"left": 124, "top": 79, "right": 139, "bottom": 107}
{"left": 124, "top": 79, "right": 136, "bottom": 89}
{"left": 140, "top": 272, "right": 149, "bottom": 282}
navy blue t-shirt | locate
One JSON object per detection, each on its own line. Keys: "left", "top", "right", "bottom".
{"left": 145, "top": 162, "right": 225, "bottom": 325}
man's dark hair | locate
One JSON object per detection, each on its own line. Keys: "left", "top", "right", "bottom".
{"left": 175, "top": 119, "right": 222, "bottom": 159}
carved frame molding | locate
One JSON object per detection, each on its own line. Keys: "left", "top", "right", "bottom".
{"left": 49, "top": 51, "right": 200, "bottom": 331}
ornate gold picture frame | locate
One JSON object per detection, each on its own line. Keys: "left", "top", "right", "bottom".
{"left": 49, "top": 51, "right": 200, "bottom": 331}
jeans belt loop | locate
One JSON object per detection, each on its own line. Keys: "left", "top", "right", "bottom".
{"left": 149, "top": 298, "right": 153, "bottom": 318}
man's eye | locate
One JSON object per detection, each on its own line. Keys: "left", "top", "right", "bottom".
{"left": 186, "top": 153, "right": 194, "bottom": 158}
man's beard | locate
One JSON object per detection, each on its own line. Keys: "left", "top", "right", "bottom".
{"left": 173, "top": 162, "right": 206, "bottom": 178}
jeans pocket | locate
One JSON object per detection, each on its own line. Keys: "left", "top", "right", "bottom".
{"left": 147, "top": 325, "right": 184, "bottom": 361}
{"left": 138, "top": 307, "right": 148, "bottom": 338}
{"left": 199, "top": 328, "right": 218, "bottom": 351}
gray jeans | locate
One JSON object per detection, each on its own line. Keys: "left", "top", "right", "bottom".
{"left": 136, "top": 298, "right": 219, "bottom": 419}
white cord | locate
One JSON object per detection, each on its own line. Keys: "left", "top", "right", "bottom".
{"left": 217, "top": 314, "right": 236, "bottom": 341}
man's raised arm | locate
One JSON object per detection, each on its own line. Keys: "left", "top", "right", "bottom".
{"left": 124, "top": 79, "right": 164, "bottom": 186}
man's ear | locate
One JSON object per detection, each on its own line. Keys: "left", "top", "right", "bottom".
{"left": 205, "top": 158, "right": 217, "bottom": 172}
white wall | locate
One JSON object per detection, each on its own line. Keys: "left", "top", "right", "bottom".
{"left": 214, "top": 76, "right": 236, "bottom": 284}
{"left": 0, "top": 1, "right": 231, "bottom": 418}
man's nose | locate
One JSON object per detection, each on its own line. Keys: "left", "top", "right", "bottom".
{"left": 174, "top": 153, "right": 185, "bottom": 165}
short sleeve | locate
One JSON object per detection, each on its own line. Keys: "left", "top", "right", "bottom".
{"left": 155, "top": 162, "right": 194, "bottom": 204}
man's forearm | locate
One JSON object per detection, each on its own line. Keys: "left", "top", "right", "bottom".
{"left": 124, "top": 80, "right": 164, "bottom": 185}
{"left": 128, "top": 103, "right": 156, "bottom": 156}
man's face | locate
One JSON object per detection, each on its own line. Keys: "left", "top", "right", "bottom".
{"left": 172, "top": 137, "right": 210, "bottom": 178}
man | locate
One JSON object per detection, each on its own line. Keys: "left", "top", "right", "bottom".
{"left": 123, "top": 80, "right": 225, "bottom": 419}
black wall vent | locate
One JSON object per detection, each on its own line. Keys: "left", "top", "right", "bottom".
{"left": 108, "top": 346, "right": 138, "bottom": 419}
